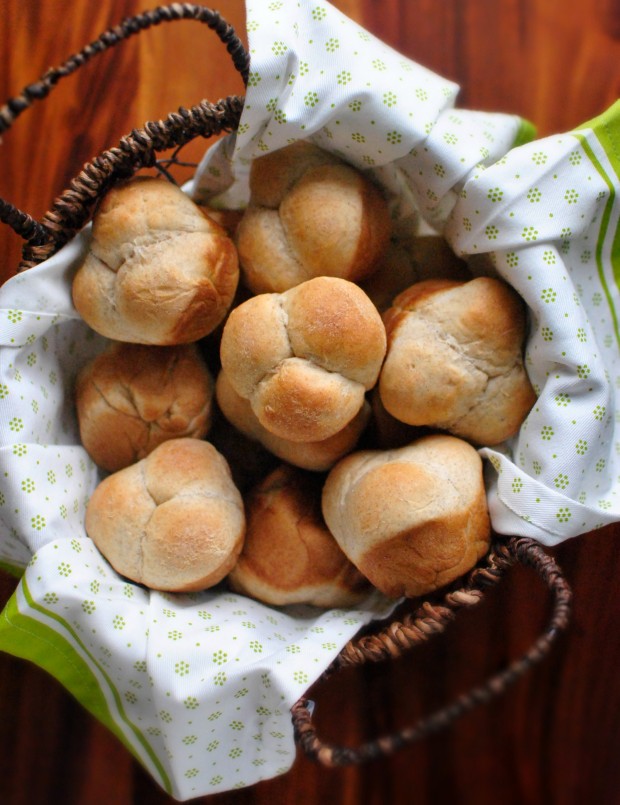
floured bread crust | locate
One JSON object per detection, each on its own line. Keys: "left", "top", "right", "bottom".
{"left": 75, "top": 341, "right": 214, "bottom": 472}
{"left": 236, "top": 141, "right": 392, "bottom": 293}
{"left": 379, "top": 277, "right": 536, "bottom": 445}
{"left": 322, "top": 434, "right": 491, "bottom": 598}
{"left": 72, "top": 177, "right": 239, "bottom": 345}
{"left": 228, "top": 464, "right": 371, "bottom": 607}
{"left": 219, "top": 276, "right": 386, "bottom": 443}
{"left": 85, "top": 438, "right": 245, "bottom": 592}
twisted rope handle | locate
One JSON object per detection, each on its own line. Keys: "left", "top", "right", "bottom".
{"left": 20, "top": 94, "right": 245, "bottom": 270}
{"left": 0, "top": 198, "right": 49, "bottom": 248}
{"left": 0, "top": 4, "right": 249, "bottom": 263}
{"left": 0, "top": 3, "right": 249, "bottom": 135}
{"left": 292, "top": 537, "right": 572, "bottom": 766}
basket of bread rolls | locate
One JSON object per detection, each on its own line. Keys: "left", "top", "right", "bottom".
{"left": 0, "top": 2, "right": 575, "bottom": 793}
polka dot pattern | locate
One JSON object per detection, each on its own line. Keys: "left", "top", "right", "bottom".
{"left": 193, "top": 0, "right": 620, "bottom": 549}
{"left": 192, "top": 0, "right": 524, "bottom": 211}
{"left": 2, "top": 2, "right": 619, "bottom": 798}
{"left": 8, "top": 539, "right": 387, "bottom": 798}
{"left": 444, "top": 124, "right": 620, "bottom": 543}
{"left": 0, "top": 202, "right": 393, "bottom": 800}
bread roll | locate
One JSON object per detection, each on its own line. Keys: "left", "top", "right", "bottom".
{"left": 322, "top": 434, "right": 491, "bottom": 598}
{"left": 219, "top": 276, "right": 386, "bottom": 443}
{"left": 215, "top": 369, "right": 371, "bottom": 472}
{"left": 75, "top": 341, "right": 214, "bottom": 472}
{"left": 85, "top": 438, "right": 245, "bottom": 592}
{"left": 379, "top": 277, "right": 536, "bottom": 445}
{"left": 228, "top": 465, "right": 371, "bottom": 607}
{"left": 72, "top": 177, "right": 239, "bottom": 344}
{"left": 236, "top": 141, "right": 392, "bottom": 293}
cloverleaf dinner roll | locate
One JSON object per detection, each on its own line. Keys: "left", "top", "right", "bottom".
{"left": 215, "top": 369, "right": 371, "bottom": 472}
{"left": 236, "top": 140, "right": 392, "bottom": 293}
{"left": 379, "top": 277, "right": 536, "bottom": 445}
{"left": 75, "top": 341, "right": 214, "bottom": 472}
{"left": 322, "top": 434, "right": 491, "bottom": 598}
{"left": 228, "top": 465, "right": 371, "bottom": 607}
{"left": 85, "top": 438, "right": 245, "bottom": 592}
{"left": 72, "top": 176, "right": 239, "bottom": 344}
{"left": 219, "top": 276, "right": 387, "bottom": 443}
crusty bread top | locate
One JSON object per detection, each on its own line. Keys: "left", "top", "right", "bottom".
{"left": 384, "top": 277, "right": 525, "bottom": 364}
{"left": 220, "top": 276, "right": 387, "bottom": 390}
{"left": 379, "top": 276, "right": 536, "bottom": 444}
{"left": 228, "top": 464, "right": 371, "bottom": 607}
{"left": 236, "top": 141, "right": 392, "bottom": 294}
{"left": 215, "top": 369, "right": 371, "bottom": 472}
{"left": 323, "top": 435, "right": 485, "bottom": 559}
{"left": 277, "top": 163, "right": 392, "bottom": 282}
{"left": 321, "top": 434, "right": 491, "bottom": 598}
{"left": 283, "top": 276, "right": 388, "bottom": 386}
{"left": 72, "top": 177, "right": 239, "bottom": 345}
{"left": 75, "top": 341, "right": 214, "bottom": 472}
{"left": 219, "top": 276, "right": 386, "bottom": 443}
{"left": 248, "top": 140, "right": 342, "bottom": 208}
{"left": 85, "top": 438, "right": 245, "bottom": 592}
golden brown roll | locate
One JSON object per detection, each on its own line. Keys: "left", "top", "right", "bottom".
{"left": 379, "top": 276, "right": 536, "bottom": 445}
{"left": 228, "top": 465, "right": 371, "bottom": 607}
{"left": 85, "top": 438, "right": 245, "bottom": 592}
{"left": 235, "top": 140, "right": 392, "bottom": 294}
{"left": 215, "top": 369, "right": 371, "bottom": 472}
{"left": 321, "top": 434, "right": 491, "bottom": 599}
{"left": 75, "top": 341, "right": 214, "bottom": 472}
{"left": 72, "top": 176, "right": 239, "bottom": 344}
{"left": 219, "top": 276, "right": 387, "bottom": 443}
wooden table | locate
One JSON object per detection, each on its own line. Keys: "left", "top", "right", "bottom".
{"left": 1, "top": 2, "right": 619, "bottom": 803}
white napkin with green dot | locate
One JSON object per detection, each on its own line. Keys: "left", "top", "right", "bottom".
{"left": 0, "top": 234, "right": 393, "bottom": 801}
{"left": 444, "top": 121, "right": 620, "bottom": 542}
{"left": 195, "top": 0, "right": 620, "bottom": 547}
{"left": 2, "top": 0, "right": 619, "bottom": 799}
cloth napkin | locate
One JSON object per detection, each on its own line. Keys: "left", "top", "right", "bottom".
{"left": 1, "top": 0, "right": 619, "bottom": 800}
{"left": 195, "top": 1, "right": 620, "bottom": 548}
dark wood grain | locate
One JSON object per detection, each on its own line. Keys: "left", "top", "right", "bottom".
{"left": 1, "top": 2, "right": 620, "bottom": 804}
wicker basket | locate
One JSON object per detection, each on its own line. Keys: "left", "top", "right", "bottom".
{"left": 0, "top": 3, "right": 572, "bottom": 771}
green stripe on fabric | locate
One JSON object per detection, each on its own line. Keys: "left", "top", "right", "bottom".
{"left": 573, "top": 123, "right": 620, "bottom": 349}
{"left": 587, "top": 105, "right": 620, "bottom": 302}
{"left": 578, "top": 100, "right": 620, "bottom": 172}
{"left": 0, "top": 580, "right": 172, "bottom": 795}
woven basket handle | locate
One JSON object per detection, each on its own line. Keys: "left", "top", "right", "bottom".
{"left": 0, "top": 4, "right": 249, "bottom": 268}
{"left": 292, "top": 537, "right": 572, "bottom": 766}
